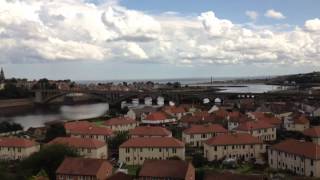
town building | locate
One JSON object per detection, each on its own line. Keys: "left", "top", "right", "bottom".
{"left": 138, "top": 160, "right": 195, "bottom": 180}
{"left": 268, "top": 139, "right": 320, "bottom": 177}
{"left": 141, "top": 111, "right": 176, "bottom": 125}
{"left": 64, "top": 121, "right": 113, "bottom": 142}
{"left": 284, "top": 115, "right": 310, "bottom": 132}
{"left": 235, "top": 120, "right": 277, "bottom": 141}
{"left": 162, "top": 106, "right": 186, "bottom": 120}
{"left": 304, "top": 126, "right": 320, "bottom": 145}
{"left": 56, "top": 157, "right": 113, "bottom": 180}
{"left": 126, "top": 106, "right": 159, "bottom": 120}
{"left": 248, "top": 112, "right": 282, "bottom": 128}
{"left": 182, "top": 124, "right": 227, "bottom": 147}
{"left": 203, "top": 133, "right": 266, "bottom": 161}
{"left": 119, "top": 137, "right": 185, "bottom": 165}
{"left": 108, "top": 172, "right": 132, "bottom": 180}
{"left": 129, "top": 126, "right": 172, "bottom": 138}
{"left": 0, "top": 137, "right": 40, "bottom": 160}
{"left": 48, "top": 137, "right": 108, "bottom": 159}
{"left": 104, "top": 117, "right": 138, "bottom": 132}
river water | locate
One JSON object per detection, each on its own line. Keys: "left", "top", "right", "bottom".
{"left": 0, "top": 84, "right": 284, "bottom": 130}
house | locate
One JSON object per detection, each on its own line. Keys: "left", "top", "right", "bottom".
{"left": 56, "top": 157, "right": 113, "bottom": 180}
{"left": 126, "top": 106, "right": 159, "bottom": 120}
{"left": 129, "top": 126, "right": 172, "bottom": 138}
{"left": 182, "top": 124, "right": 227, "bottom": 147}
{"left": 162, "top": 106, "right": 186, "bottom": 120}
{"left": 64, "top": 121, "right": 113, "bottom": 142}
{"left": 141, "top": 112, "right": 176, "bottom": 125}
{"left": 203, "top": 133, "right": 266, "bottom": 161}
{"left": 248, "top": 112, "right": 282, "bottom": 128}
{"left": 204, "top": 172, "right": 265, "bottom": 180}
{"left": 268, "top": 139, "right": 320, "bottom": 177}
{"left": 285, "top": 115, "right": 310, "bottom": 132}
{"left": 235, "top": 120, "right": 277, "bottom": 141}
{"left": 119, "top": 137, "right": 185, "bottom": 165}
{"left": 180, "top": 111, "right": 218, "bottom": 127}
{"left": 303, "top": 126, "right": 320, "bottom": 145}
{"left": 138, "top": 160, "right": 195, "bottom": 180}
{"left": 227, "top": 116, "right": 251, "bottom": 131}
{"left": 108, "top": 172, "right": 132, "bottom": 180}
{"left": 0, "top": 137, "right": 40, "bottom": 160}
{"left": 104, "top": 117, "right": 138, "bottom": 132}
{"left": 48, "top": 137, "right": 108, "bottom": 159}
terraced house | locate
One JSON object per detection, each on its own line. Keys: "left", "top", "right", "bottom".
{"left": 268, "top": 139, "right": 320, "bottom": 177}
{"left": 129, "top": 126, "right": 172, "bottom": 138}
{"left": 182, "top": 124, "right": 227, "bottom": 147}
{"left": 104, "top": 117, "right": 138, "bottom": 132}
{"left": 0, "top": 137, "right": 40, "bottom": 160}
{"left": 235, "top": 120, "right": 276, "bottom": 141}
{"left": 204, "top": 133, "right": 266, "bottom": 161}
{"left": 119, "top": 137, "right": 185, "bottom": 165}
{"left": 48, "top": 137, "right": 108, "bottom": 159}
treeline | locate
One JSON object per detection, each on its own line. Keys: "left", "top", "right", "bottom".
{"left": 0, "top": 121, "right": 23, "bottom": 133}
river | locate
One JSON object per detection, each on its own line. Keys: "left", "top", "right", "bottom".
{"left": 0, "top": 103, "right": 109, "bottom": 130}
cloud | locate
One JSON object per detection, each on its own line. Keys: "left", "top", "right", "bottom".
{"left": 0, "top": 1, "right": 320, "bottom": 68}
{"left": 245, "top": 11, "right": 259, "bottom": 21}
{"left": 264, "top": 9, "right": 286, "bottom": 19}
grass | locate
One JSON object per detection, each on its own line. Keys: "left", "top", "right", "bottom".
{"left": 93, "top": 120, "right": 105, "bottom": 126}
{"left": 236, "top": 164, "right": 254, "bottom": 174}
{"left": 123, "top": 165, "right": 141, "bottom": 176}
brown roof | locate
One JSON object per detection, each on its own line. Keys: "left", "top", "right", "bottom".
{"left": 205, "top": 133, "right": 263, "bottom": 146}
{"left": 204, "top": 172, "right": 264, "bottom": 180}
{"left": 120, "top": 137, "right": 184, "bottom": 148}
{"left": 0, "top": 137, "right": 38, "bottom": 148}
{"left": 104, "top": 117, "right": 136, "bottom": 126}
{"left": 129, "top": 126, "right": 171, "bottom": 137}
{"left": 139, "top": 160, "right": 194, "bottom": 179}
{"left": 56, "top": 157, "right": 112, "bottom": 176}
{"left": 163, "top": 106, "right": 186, "bottom": 114}
{"left": 236, "top": 120, "right": 275, "bottom": 131}
{"left": 294, "top": 115, "right": 309, "bottom": 124}
{"left": 303, "top": 126, "right": 320, "bottom": 137}
{"left": 145, "top": 112, "right": 168, "bottom": 121}
{"left": 108, "top": 172, "right": 132, "bottom": 180}
{"left": 183, "top": 124, "right": 227, "bottom": 135}
{"left": 180, "top": 113, "right": 217, "bottom": 124}
{"left": 65, "top": 121, "right": 113, "bottom": 136}
{"left": 271, "top": 139, "right": 320, "bottom": 160}
{"left": 48, "top": 137, "right": 106, "bottom": 149}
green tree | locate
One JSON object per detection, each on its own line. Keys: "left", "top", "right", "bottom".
{"left": 0, "top": 122, "right": 23, "bottom": 133}
{"left": 192, "top": 153, "right": 206, "bottom": 168}
{"left": 18, "top": 144, "right": 78, "bottom": 180}
{"left": 45, "top": 123, "right": 66, "bottom": 142}
{"left": 108, "top": 131, "right": 129, "bottom": 151}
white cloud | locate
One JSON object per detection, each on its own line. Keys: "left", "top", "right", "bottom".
{"left": 245, "top": 11, "right": 258, "bottom": 21}
{"left": 0, "top": 1, "right": 319, "bottom": 68}
{"left": 265, "top": 9, "right": 286, "bottom": 19}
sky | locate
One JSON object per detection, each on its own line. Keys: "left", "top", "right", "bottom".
{"left": 0, "top": 0, "right": 320, "bottom": 80}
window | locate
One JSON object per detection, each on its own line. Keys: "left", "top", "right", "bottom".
{"left": 214, "top": 146, "right": 217, "bottom": 151}
{"left": 159, "top": 148, "right": 162, "bottom": 152}
{"left": 126, "top": 148, "right": 130, "bottom": 153}
{"left": 87, "top": 149, "right": 91, "bottom": 153}
{"left": 243, "top": 145, "right": 245, "bottom": 149}
{"left": 140, "top": 148, "right": 142, "bottom": 152}
{"left": 191, "top": 135, "right": 194, "bottom": 139}
{"left": 232, "top": 145, "right": 234, "bottom": 149}
{"left": 224, "top": 146, "right": 226, "bottom": 150}
{"left": 202, "top": 134, "right": 206, "bottom": 138}
{"left": 311, "top": 160, "right": 314, "bottom": 166}
{"left": 172, "top": 148, "right": 176, "bottom": 153}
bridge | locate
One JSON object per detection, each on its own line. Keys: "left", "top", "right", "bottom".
{"left": 33, "top": 88, "right": 317, "bottom": 106}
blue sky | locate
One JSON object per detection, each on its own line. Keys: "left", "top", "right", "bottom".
{"left": 0, "top": 0, "right": 320, "bottom": 80}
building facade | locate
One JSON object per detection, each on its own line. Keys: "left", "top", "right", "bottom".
{"left": 0, "top": 137, "right": 40, "bottom": 160}
{"left": 104, "top": 117, "right": 138, "bottom": 132}
{"left": 235, "top": 120, "right": 277, "bottom": 141}
{"left": 129, "top": 126, "right": 172, "bottom": 138}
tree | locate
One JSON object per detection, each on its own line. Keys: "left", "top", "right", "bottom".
{"left": 108, "top": 131, "right": 129, "bottom": 151}
{"left": 45, "top": 123, "right": 66, "bottom": 142}
{"left": 18, "top": 144, "right": 78, "bottom": 180}
{"left": 192, "top": 153, "right": 207, "bottom": 168}
{"left": 0, "top": 121, "right": 23, "bottom": 133}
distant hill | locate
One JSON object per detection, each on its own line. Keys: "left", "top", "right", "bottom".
{"left": 268, "top": 71, "right": 320, "bottom": 85}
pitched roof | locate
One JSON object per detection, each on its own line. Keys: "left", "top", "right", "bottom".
{"left": 48, "top": 137, "right": 106, "bottom": 149}
{"left": 163, "top": 106, "right": 186, "bottom": 114}
{"left": 303, "top": 126, "right": 320, "bottom": 137}
{"left": 0, "top": 137, "right": 38, "bottom": 148}
{"left": 139, "top": 160, "right": 193, "bottom": 179}
{"left": 104, "top": 117, "right": 136, "bottom": 126}
{"left": 204, "top": 172, "right": 264, "bottom": 180}
{"left": 65, "top": 121, "right": 113, "bottom": 136}
{"left": 145, "top": 112, "right": 168, "bottom": 121}
{"left": 236, "top": 120, "right": 275, "bottom": 131}
{"left": 205, "top": 133, "right": 263, "bottom": 146}
{"left": 183, "top": 124, "right": 227, "bottom": 135}
{"left": 108, "top": 172, "right": 132, "bottom": 180}
{"left": 270, "top": 139, "right": 320, "bottom": 160}
{"left": 120, "top": 137, "right": 184, "bottom": 148}
{"left": 56, "top": 157, "right": 112, "bottom": 176}
{"left": 129, "top": 126, "right": 171, "bottom": 137}
{"left": 294, "top": 115, "right": 309, "bottom": 124}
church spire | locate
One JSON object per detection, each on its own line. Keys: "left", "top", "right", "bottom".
{"left": 0, "top": 67, "right": 5, "bottom": 81}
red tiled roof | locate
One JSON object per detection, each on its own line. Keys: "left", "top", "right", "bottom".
{"left": 145, "top": 112, "right": 168, "bottom": 121}
{"left": 129, "top": 126, "right": 171, "bottom": 137}
{"left": 65, "top": 121, "right": 113, "bottom": 136}
{"left": 259, "top": 116, "right": 282, "bottom": 126}
{"left": 120, "top": 137, "right": 184, "bottom": 148}
{"left": 294, "top": 115, "right": 309, "bottom": 124}
{"left": 180, "top": 112, "right": 217, "bottom": 124}
{"left": 271, "top": 139, "right": 320, "bottom": 160}
{"left": 163, "top": 106, "right": 186, "bottom": 114}
{"left": 0, "top": 137, "right": 38, "bottom": 148}
{"left": 108, "top": 172, "right": 132, "bottom": 180}
{"left": 304, "top": 126, "right": 320, "bottom": 137}
{"left": 56, "top": 157, "right": 112, "bottom": 176}
{"left": 205, "top": 133, "right": 263, "bottom": 146}
{"left": 104, "top": 117, "right": 136, "bottom": 126}
{"left": 48, "top": 137, "right": 106, "bottom": 149}
{"left": 139, "top": 160, "right": 193, "bottom": 179}
{"left": 214, "top": 109, "right": 229, "bottom": 118}
{"left": 183, "top": 124, "right": 227, "bottom": 134}
{"left": 228, "top": 111, "right": 242, "bottom": 120}
{"left": 236, "top": 120, "right": 275, "bottom": 131}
